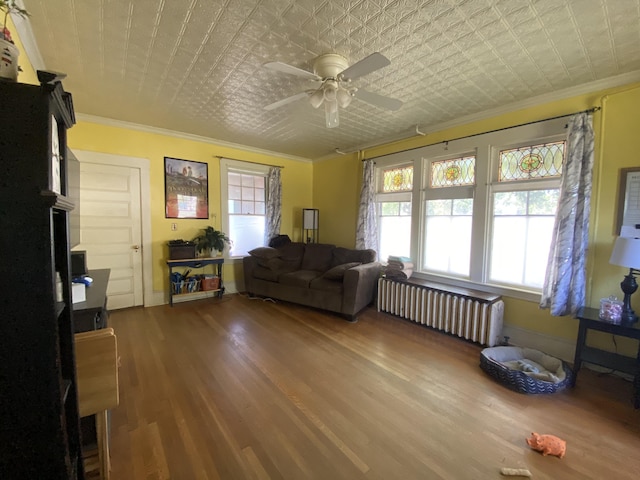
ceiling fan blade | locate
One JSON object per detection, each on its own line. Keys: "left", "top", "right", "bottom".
{"left": 264, "top": 91, "right": 310, "bottom": 111}
{"left": 263, "top": 61, "right": 321, "bottom": 81}
{"left": 354, "top": 89, "right": 403, "bottom": 111}
{"left": 339, "top": 52, "right": 390, "bottom": 81}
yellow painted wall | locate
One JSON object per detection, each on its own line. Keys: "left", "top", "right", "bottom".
{"left": 68, "top": 122, "right": 312, "bottom": 293}
{"left": 314, "top": 82, "right": 640, "bottom": 351}
{"left": 313, "top": 154, "right": 362, "bottom": 247}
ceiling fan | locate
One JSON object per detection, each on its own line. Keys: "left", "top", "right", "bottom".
{"left": 263, "top": 52, "right": 402, "bottom": 128}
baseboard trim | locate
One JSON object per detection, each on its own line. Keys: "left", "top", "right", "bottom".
{"left": 501, "top": 324, "right": 576, "bottom": 362}
{"left": 501, "top": 324, "right": 633, "bottom": 381}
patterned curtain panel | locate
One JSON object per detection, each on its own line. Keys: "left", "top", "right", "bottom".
{"left": 265, "top": 167, "right": 282, "bottom": 245}
{"left": 355, "top": 159, "right": 379, "bottom": 252}
{"left": 540, "top": 113, "right": 595, "bottom": 316}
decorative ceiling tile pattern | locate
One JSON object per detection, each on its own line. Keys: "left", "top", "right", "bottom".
{"left": 21, "top": 0, "right": 640, "bottom": 159}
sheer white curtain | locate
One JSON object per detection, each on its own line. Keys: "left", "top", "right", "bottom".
{"left": 355, "top": 159, "right": 378, "bottom": 251}
{"left": 265, "top": 167, "right": 281, "bottom": 244}
{"left": 540, "top": 112, "right": 595, "bottom": 316}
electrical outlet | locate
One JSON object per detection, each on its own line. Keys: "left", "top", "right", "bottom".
{"left": 171, "top": 223, "right": 177, "bottom": 231}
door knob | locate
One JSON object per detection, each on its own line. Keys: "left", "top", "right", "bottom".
{"left": 132, "top": 245, "right": 140, "bottom": 251}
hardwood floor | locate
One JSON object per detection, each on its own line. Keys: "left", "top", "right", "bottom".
{"left": 107, "top": 294, "right": 640, "bottom": 479}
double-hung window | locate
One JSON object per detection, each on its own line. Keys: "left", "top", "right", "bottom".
{"left": 220, "top": 159, "right": 268, "bottom": 258}
{"left": 372, "top": 117, "right": 567, "bottom": 297}
{"left": 376, "top": 165, "right": 413, "bottom": 262}
{"left": 423, "top": 155, "right": 475, "bottom": 277}
{"left": 488, "top": 140, "right": 564, "bottom": 289}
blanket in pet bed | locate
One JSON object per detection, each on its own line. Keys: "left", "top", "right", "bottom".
{"left": 480, "top": 346, "right": 573, "bottom": 394}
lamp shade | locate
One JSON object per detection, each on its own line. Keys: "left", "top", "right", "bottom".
{"left": 303, "top": 209, "right": 318, "bottom": 229}
{"left": 309, "top": 88, "right": 324, "bottom": 109}
{"left": 610, "top": 237, "right": 640, "bottom": 269}
{"left": 336, "top": 88, "right": 353, "bottom": 108}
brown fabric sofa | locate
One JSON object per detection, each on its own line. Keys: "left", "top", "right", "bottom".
{"left": 243, "top": 242, "right": 381, "bottom": 321}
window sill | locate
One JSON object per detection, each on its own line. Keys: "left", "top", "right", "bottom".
{"left": 412, "top": 272, "right": 542, "bottom": 303}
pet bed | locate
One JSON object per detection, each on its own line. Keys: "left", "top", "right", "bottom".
{"left": 480, "top": 346, "right": 573, "bottom": 394}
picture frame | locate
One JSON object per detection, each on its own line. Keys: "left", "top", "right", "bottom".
{"left": 615, "top": 167, "right": 640, "bottom": 235}
{"left": 164, "top": 157, "right": 209, "bottom": 219}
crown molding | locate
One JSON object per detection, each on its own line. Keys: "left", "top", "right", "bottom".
{"left": 316, "top": 70, "right": 640, "bottom": 162}
{"left": 75, "top": 114, "right": 313, "bottom": 163}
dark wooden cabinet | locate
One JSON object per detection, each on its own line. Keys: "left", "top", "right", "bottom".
{"left": 0, "top": 75, "right": 84, "bottom": 478}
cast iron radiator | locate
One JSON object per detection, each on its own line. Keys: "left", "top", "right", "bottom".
{"left": 377, "top": 277, "right": 504, "bottom": 347}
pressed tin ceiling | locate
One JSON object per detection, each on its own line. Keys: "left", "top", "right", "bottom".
{"left": 18, "top": 0, "right": 640, "bottom": 160}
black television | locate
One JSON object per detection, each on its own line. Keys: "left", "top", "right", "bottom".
{"left": 67, "top": 148, "right": 81, "bottom": 248}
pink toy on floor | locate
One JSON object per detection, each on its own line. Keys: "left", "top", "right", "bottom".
{"left": 526, "top": 432, "right": 566, "bottom": 458}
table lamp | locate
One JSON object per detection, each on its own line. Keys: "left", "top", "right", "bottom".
{"left": 609, "top": 236, "right": 640, "bottom": 325}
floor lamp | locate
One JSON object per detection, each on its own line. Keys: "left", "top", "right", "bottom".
{"left": 303, "top": 209, "right": 319, "bottom": 244}
{"left": 609, "top": 236, "right": 640, "bottom": 325}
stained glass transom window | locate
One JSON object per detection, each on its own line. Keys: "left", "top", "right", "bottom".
{"left": 499, "top": 141, "right": 565, "bottom": 182}
{"left": 430, "top": 156, "right": 475, "bottom": 188}
{"left": 382, "top": 166, "right": 413, "bottom": 192}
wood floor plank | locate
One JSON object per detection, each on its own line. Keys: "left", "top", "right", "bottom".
{"left": 107, "top": 294, "right": 640, "bottom": 479}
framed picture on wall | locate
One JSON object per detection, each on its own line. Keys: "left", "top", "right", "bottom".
{"left": 164, "top": 157, "right": 209, "bottom": 219}
{"left": 616, "top": 167, "right": 640, "bottom": 236}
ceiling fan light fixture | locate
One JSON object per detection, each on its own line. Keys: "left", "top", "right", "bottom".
{"left": 336, "top": 88, "right": 353, "bottom": 108}
{"left": 323, "top": 79, "right": 338, "bottom": 102}
{"left": 309, "top": 88, "right": 324, "bottom": 108}
{"left": 325, "top": 100, "right": 339, "bottom": 128}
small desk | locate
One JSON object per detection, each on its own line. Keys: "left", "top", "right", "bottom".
{"left": 573, "top": 307, "right": 640, "bottom": 408}
{"left": 166, "top": 257, "right": 224, "bottom": 306}
{"left": 73, "top": 268, "right": 110, "bottom": 332}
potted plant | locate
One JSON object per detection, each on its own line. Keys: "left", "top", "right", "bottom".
{"left": 192, "top": 226, "right": 231, "bottom": 257}
{"left": 0, "top": 0, "right": 30, "bottom": 81}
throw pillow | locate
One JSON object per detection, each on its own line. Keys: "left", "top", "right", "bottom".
{"left": 322, "top": 262, "right": 361, "bottom": 281}
{"left": 248, "top": 246, "right": 280, "bottom": 259}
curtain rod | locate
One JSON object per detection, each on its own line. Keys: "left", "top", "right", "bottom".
{"left": 363, "top": 106, "right": 601, "bottom": 161}
{"left": 214, "top": 156, "right": 284, "bottom": 169}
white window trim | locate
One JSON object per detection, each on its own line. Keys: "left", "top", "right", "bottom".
{"left": 372, "top": 116, "right": 568, "bottom": 301}
{"left": 220, "top": 158, "right": 270, "bottom": 261}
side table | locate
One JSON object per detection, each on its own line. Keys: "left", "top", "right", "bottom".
{"left": 573, "top": 306, "right": 640, "bottom": 408}
{"left": 167, "top": 257, "right": 225, "bottom": 306}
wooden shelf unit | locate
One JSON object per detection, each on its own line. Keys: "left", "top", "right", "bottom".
{"left": 0, "top": 75, "right": 84, "bottom": 478}
{"left": 166, "top": 257, "right": 225, "bottom": 306}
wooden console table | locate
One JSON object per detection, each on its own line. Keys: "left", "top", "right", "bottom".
{"left": 573, "top": 306, "right": 640, "bottom": 408}
{"left": 166, "top": 257, "right": 225, "bottom": 306}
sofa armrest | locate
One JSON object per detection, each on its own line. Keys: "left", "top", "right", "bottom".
{"left": 342, "top": 262, "right": 382, "bottom": 317}
{"left": 242, "top": 255, "right": 259, "bottom": 293}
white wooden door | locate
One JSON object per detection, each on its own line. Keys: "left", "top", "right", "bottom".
{"left": 77, "top": 162, "right": 143, "bottom": 310}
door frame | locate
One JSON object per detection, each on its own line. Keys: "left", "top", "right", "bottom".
{"left": 74, "top": 150, "right": 154, "bottom": 307}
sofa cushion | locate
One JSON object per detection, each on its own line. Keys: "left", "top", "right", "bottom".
{"left": 253, "top": 265, "right": 280, "bottom": 282}
{"left": 279, "top": 270, "right": 322, "bottom": 288}
{"left": 277, "top": 242, "right": 305, "bottom": 270}
{"left": 301, "top": 243, "right": 335, "bottom": 272}
{"left": 248, "top": 246, "right": 280, "bottom": 259}
{"left": 332, "top": 247, "right": 376, "bottom": 267}
{"left": 323, "top": 262, "right": 361, "bottom": 281}
{"left": 310, "top": 276, "right": 344, "bottom": 292}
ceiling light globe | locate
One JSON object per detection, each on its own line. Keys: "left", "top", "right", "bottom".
{"left": 323, "top": 79, "right": 338, "bottom": 102}
{"left": 309, "top": 89, "right": 324, "bottom": 109}
{"left": 336, "top": 88, "right": 353, "bottom": 108}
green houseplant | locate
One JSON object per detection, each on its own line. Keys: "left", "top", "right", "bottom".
{"left": 192, "top": 226, "right": 231, "bottom": 256}
{"left": 0, "top": 1, "right": 30, "bottom": 81}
